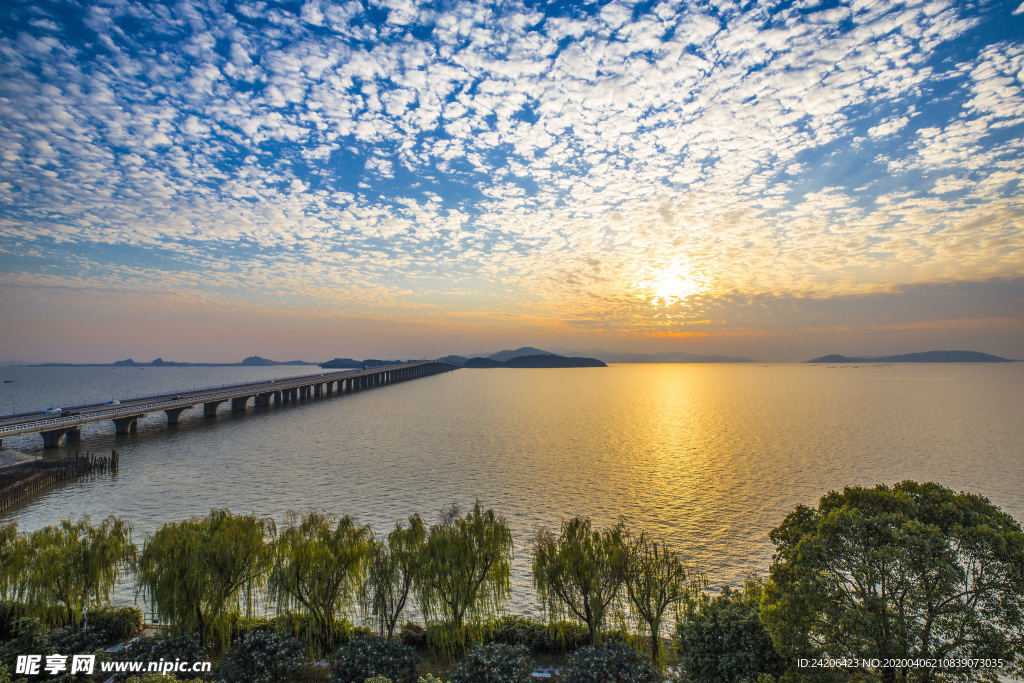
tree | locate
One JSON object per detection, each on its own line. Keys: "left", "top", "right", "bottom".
{"left": 532, "top": 517, "right": 628, "bottom": 646}
{"left": 417, "top": 502, "right": 512, "bottom": 653}
{"left": 268, "top": 511, "right": 372, "bottom": 654}
{"left": 675, "top": 578, "right": 783, "bottom": 682}
{"left": 623, "top": 530, "right": 703, "bottom": 663}
{"left": 761, "top": 481, "right": 1024, "bottom": 682}
{"left": 138, "top": 509, "right": 275, "bottom": 649}
{"left": 364, "top": 514, "right": 426, "bottom": 639}
{"left": 0, "top": 523, "right": 27, "bottom": 602}
{"left": 21, "top": 516, "right": 137, "bottom": 624}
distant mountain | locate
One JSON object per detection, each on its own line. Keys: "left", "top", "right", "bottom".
{"left": 463, "top": 357, "right": 504, "bottom": 368}
{"left": 240, "top": 356, "right": 311, "bottom": 366}
{"left": 319, "top": 358, "right": 403, "bottom": 369}
{"left": 487, "top": 347, "right": 556, "bottom": 362}
{"left": 588, "top": 351, "right": 753, "bottom": 363}
{"left": 504, "top": 354, "right": 606, "bottom": 368}
{"left": 461, "top": 353, "right": 606, "bottom": 368}
{"left": 439, "top": 355, "right": 469, "bottom": 365}
{"left": 806, "top": 350, "right": 1015, "bottom": 363}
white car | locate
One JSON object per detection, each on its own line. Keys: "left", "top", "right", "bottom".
{"left": 43, "top": 407, "right": 62, "bottom": 416}
{"left": 104, "top": 400, "right": 121, "bottom": 406}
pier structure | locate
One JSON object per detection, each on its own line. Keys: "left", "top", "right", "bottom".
{"left": 0, "top": 361, "right": 456, "bottom": 448}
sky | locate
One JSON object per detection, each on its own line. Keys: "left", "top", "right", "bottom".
{"left": 1, "top": 0, "right": 1022, "bottom": 363}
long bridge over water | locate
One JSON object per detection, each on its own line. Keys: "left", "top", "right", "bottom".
{"left": 0, "top": 360, "right": 457, "bottom": 449}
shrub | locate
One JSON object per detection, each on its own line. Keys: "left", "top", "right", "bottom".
{"left": 112, "top": 633, "right": 208, "bottom": 680}
{"left": 0, "top": 602, "right": 27, "bottom": 641}
{"left": 675, "top": 580, "right": 783, "bottom": 682}
{"left": 330, "top": 635, "right": 418, "bottom": 683}
{"left": 399, "top": 621, "right": 426, "bottom": 647}
{"left": 449, "top": 642, "right": 533, "bottom": 683}
{"left": 0, "top": 618, "right": 49, "bottom": 669}
{"left": 217, "top": 628, "right": 307, "bottom": 683}
{"left": 48, "top": 624, "right": 109, "bottom": 653}
{"left": 87, "top": 605, "right": 144, "bottom": 643}
{"left": 487, "top": 616, "right": 589, "bottom": 655}
{"left": 560, "top": 641, "right": 659, "bottom": 683}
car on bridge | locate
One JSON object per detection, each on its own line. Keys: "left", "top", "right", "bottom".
{"left": 42, "top": 407, "right": 62, "bottom": 416}
{"left": 105, "top": 400, "right": 121, "bottom": 406}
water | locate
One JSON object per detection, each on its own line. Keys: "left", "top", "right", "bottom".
{"left": 1, "top": 363, "right": 1022, "bottom": 617}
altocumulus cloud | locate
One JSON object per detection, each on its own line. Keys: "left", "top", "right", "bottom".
{"left": 0, "top": 0, "right": 1022, "bottom": 338}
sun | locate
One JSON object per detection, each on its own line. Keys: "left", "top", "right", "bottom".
{"left": 643, "top": 266, "right": 706, "bottom": 306}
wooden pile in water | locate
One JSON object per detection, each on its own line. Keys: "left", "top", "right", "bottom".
{"left": 0, "top": 451, "right": 119, "bottom": 513}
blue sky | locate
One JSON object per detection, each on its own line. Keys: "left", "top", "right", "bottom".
{"left": 1, "top": 0, "right": 1022, "bottom": 361}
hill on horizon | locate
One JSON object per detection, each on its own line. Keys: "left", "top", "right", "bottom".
{"left": 806, "top": 350, "right": 1015, "bottom": 363}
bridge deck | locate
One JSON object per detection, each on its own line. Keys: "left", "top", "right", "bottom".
{"left": 0, "top": 360, "right": 455, "bottom": 446}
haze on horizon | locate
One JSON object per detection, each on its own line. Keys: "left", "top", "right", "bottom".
{"left": 1, "top": 0, "right": 1022, "bottom": 364}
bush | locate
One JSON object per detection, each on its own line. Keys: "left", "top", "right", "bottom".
{"left": 112, "top": 633, "right": 209, "bottom": 680}
{"left": 449, "top": 642, "right": 533, "bottom": 683}
{"left": 88, "top": 606, "right": 144, "bottom": 643}
{"left": 217, "top": 628, "right": 307, "bottom": 683}
{"left": 48, "top": 624, "right": 109, "bottom": 653}
{"left": 675, "top": 580, "right": 783, "bottom": 682}
{"left": 330, "top": 635, "right": 418, "bottom": 683}
{"left": 487, "top": 616, "right": 589, "bottom": 655}
{"left": 560, "top": 641, "right": 659, "bottom": 683}
{"left": 399, "top": 621, "right": 426, "bottom": 647}
{"left": 0, "top": 618, "right": 49, "bottom": 668}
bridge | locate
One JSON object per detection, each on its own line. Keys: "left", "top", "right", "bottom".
{"left": 0, "top": 360, "right": 457, "bottom": 449}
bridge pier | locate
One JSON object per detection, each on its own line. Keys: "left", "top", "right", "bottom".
{"left": 255, "top": 393, "right": 272, "bottom": 407}
{"left": 204, "top": 400, "right": 225, "bottom": 416}
{"left": 313, "top": 383, "right": 322, "bottom": 397}
{"left": 231, "top": 396, "right": 249, "bottom": 412}
{"left": 272, "top": 391, "right": 282, "bottom": 405}
{"left": 112, "top": 416, "right": 139, "bottom": 435}
{"left": 165, "top": 407, "right": 191, "bottom": 425}
{"left": 41, "top": 428, "right": 68, "bottom": 448}
{"left": 65, "top": 426, "right": 82, "bottom": 444}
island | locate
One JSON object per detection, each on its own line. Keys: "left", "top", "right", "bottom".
{"left": 805, "top": 350, "right": 1015, "bottom": 363}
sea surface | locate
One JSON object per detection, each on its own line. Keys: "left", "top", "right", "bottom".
{"left": 1, "top": 362, "right": 1022, "bottom": 618}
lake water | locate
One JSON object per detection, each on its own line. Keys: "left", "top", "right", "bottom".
{"left": 1, "top": 362, "right": 1022, "bottom": 617}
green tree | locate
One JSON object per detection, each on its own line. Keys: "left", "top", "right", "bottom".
{"left": 22, "top": 516, "right": 137, "bottom": 624}
{"left": 675, "top": 578, "right": 783, "bottom": 682}
{"left": 138, "top": 509, "right": 275, "bottom": 649}
{"left": 0, "top": 523, "right": 27, "bottom": 602}
{"left": 761, "top": 481, "right": 1024, "bottom": 682}
{"left": 532, "top": 517, "right": 628, "bottom": 646}
{"left": 417, "top": 502, "right": 512, "bottom": 653}
{"left": 365, "top": 514, "right": 426, "bottom": 639}
{"left": 623, "top": 530, "right": 703, "bottom": 664}
{"left": 268, "top": 511, "right": 372, "bottom": 654}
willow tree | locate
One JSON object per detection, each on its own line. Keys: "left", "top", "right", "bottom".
{"left": 268, "top": 511, "right": 372, "bottom": 654}
{"left": 417, "top": 502, "right": 512, "bottom": 653}
{"left": 22, "top": 516, "right": 137, "bottom": 625}
{"left": 138, "top": 509, "right": 275, "bottom": 649}
{"left": 624, "top": 530, "right": 704, "bottom": 664}
{"left": 364, "top": 514, "right": 426, "bottom": 639}
{"left": 0, "top": 523, "right": 28, "bottom": 602}
{"left": 532, "top": 516, "right": 628, "bottom": 646}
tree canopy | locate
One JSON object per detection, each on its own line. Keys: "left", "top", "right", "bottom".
{"left": 624, "top": 529, "right": 703, "bottom": 663}
{"left": 138, "top": 509, "right": 275, "bottom": 649}
{"left": 761, "top": 481, "right": 1024, "bottom": 682}
{"left": 532, "top": 517, "right": 628, "bottom": 646}
{"left": 20, "top": 516, "right": 136, "bottom": 624}
{"left": 417, "top": 502, "right": 512, "bottom": 653}
{"left": 364, "top": 514, "right": 426, "bottom": 640}
{"left": 268, "top": 511, "right": 373, "bottom": 654}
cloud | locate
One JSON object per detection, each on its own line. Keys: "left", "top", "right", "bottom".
{"left": 0, "top": 0, "right": 1020, "bottom": 348}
